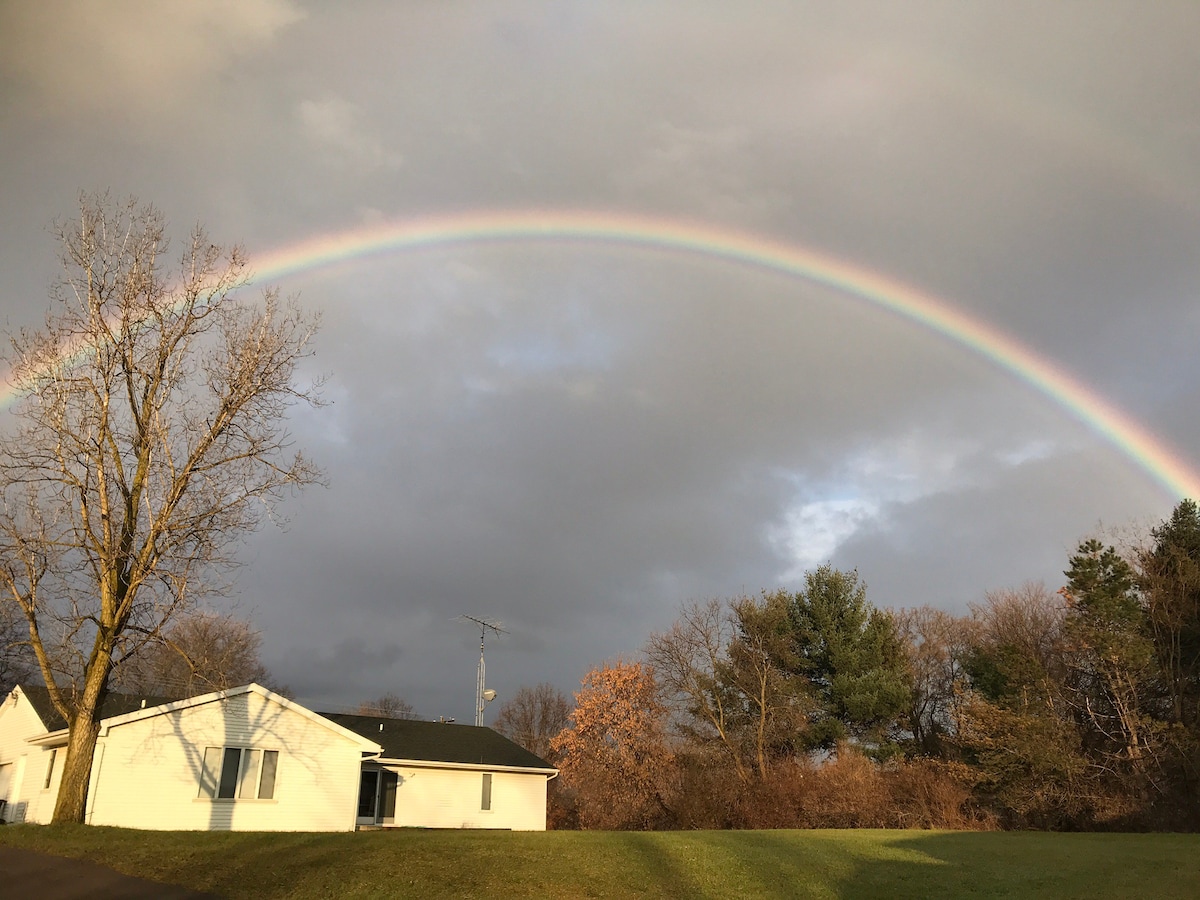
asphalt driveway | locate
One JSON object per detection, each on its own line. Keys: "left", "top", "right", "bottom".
{"left": 0, "top": 846, "right": 218, "bottom": 899}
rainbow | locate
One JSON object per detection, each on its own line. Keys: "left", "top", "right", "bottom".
{"left": 4, "top": 209, "right": 1198, "bottom": 500}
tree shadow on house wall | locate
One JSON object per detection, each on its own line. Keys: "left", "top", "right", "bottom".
{"left": 109, "top": 687, "right": 349, "bottom": 833}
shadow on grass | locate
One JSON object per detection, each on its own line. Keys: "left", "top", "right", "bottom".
{"left": 827, "top": 830, "right": 1200, "bottom": 900}
{"left": 608, "top": 832, "right": 700, "bottom": 898}
{"left": 5, "top": 826, "right": 1200, "bottom": 900}
{"left": 569, "top": 829, "right": 1200, "bottom": 900}
{"left": 597, "top": 830, "right": 891, "bottom": 899}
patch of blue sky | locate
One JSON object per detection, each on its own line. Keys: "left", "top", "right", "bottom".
{"left": 765, "top": 431, "right": 994, "bottom": 580}
{"left": 766, "top": 425, "right": 1082, "bottom": 583}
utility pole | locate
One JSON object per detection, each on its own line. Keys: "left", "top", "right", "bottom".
{"left": 459, "top": 615, "right": 506, "bottom": 726}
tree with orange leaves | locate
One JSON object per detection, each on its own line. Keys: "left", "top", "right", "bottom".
{"left": 550, "top": 660, "right": 674, "bottom": 829}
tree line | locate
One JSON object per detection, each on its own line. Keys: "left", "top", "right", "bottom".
{"left": 494, "top": 500, "right": 1200, "bottom": 831}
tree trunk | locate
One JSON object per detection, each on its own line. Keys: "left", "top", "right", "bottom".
{"left": 52, "top": 716, "right": 102, "bottom": 823}
{"left": 51, "top": 659, "right": 112, "bottom": 824}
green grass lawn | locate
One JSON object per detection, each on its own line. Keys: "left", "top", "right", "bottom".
{"left": 1, "top": 826, "right": 1196, "bottom": 899}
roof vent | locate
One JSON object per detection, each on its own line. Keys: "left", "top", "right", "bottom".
{"left": 141, "top": 699, "right": 146, "bottom": 708}
{"left": 379, "top": 723, "right": 384, "bottom": 732}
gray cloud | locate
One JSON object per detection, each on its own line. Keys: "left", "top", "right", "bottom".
{"left": 0, "top": 0, "right": 303, "bottom": 119}
{"left": 2, "top": 1, "right": 1196, "bottom": 722}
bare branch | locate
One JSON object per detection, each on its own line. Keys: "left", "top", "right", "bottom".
{"left": 0, "top": 194, "right": 323, "bottom": 822}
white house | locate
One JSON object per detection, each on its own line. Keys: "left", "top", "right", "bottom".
{"left": 322, "top": 712, "right": 557, "bottom": 831}
{"left": 0, "top": 683, "right": 556, "bottom": 832}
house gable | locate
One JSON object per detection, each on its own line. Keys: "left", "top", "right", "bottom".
{"left": 85, "top": 686, "right": 378, "bottom": 831}
{"left": 97, "top": 684, "right": 382, "bottom": 753}
{"left": 1, "top": 686, "right": 51, "bottom": 734}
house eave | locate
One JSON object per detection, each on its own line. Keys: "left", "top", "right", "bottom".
{"left": 372, "top": 757, "right": 558, "bottom": 776}
{"left": 27, "top": 729, "right": 69, "bottom": 748}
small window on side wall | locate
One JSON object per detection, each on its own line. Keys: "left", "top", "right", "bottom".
{"left": 481, "top": 772, "right": 492, "bottom": 811}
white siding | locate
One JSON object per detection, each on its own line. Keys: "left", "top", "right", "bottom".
{"left": 87, "top": 691, "right": 366, "bottom": 831}
{"left": 23, "top": 745, "right": 64, "bottom": 823}
{"left": 382, "top": 764, "right": 548, "bottom": 831}
{"left": 3, "top": 686, "right": 551, "bottom": 832}
{"left": 0, "top": 689, "right": 59, "bottom": 824}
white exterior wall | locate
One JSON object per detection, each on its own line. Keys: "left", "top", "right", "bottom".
{"left": 86, "top": 691, "right": 367, "bottom": 831}
{"left": 25, "top": 745, "right": 64, "bottom": 823}
{"left": 385, "top": 764, "right": 548, "bottom": 831}
{"left": 0, "top": 688, "right": 61, "bottom": 824}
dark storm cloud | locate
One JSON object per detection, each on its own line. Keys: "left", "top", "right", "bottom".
{"left": 2, "top": 1, "right": 1197, "bottom": 719}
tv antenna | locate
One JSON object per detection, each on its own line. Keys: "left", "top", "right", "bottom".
{"left": 459, "top": 615, "right": 507, "bottom": 726}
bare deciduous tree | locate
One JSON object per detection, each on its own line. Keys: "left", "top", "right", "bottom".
{"left": 357, "top": 692, "right": 417, "bottom": 719}
{"left": 491, "top": 682, "right": 571, "bottom": 760}
{"left": 0, "top": 598, "right": 35, "bottom": 695}
{"left": 0, "top": 194, "right": 322, "bottom": 823}
{"left": 112, "top": 609, "right": 281, "bottom": 698}
{"left": 967, "top": 582, "right": 1069, "bottom": 707}
{"left": 894, "top": 605, "right": 975, "bottom": 757}
{"left": 645, "top": 599, "right": 742, "bottom": 769}
{"left": 646, "top": 594, "right": 810, "bottom": 781}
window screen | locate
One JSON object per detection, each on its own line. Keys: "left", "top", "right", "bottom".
{"left": 199, "top": 747, "right": 223, "bottom": 798}
{"left": 199, "top": 746, "right": 280, "bottom": 800}
{"left": 237, "top": 750, "right": 261, "bottom": 799}
{"left": 258, "top": 751, "right": 278, "bottom": 800}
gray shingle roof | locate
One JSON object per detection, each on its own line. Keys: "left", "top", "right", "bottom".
{"left": 321, "top": 712, "right": 555, "bottom": 771}
{"left": 18, "top": 684, "right": 178, "bottom": 732}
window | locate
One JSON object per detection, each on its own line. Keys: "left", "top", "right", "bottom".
{"left": 198, "top": 747, "right": 279, "bottom": 800}
{"left": 43, "top": 749, "right": 57, "bottom": 790}
{"left": 481, "top": 772, "right": 492, "bottom": 811}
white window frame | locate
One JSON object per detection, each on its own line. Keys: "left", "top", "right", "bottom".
{"left": 43, "top": 748, "right": 57, "bottom": 791}
{"left": 481, "top": 772, "right": 493, "bottom": 811}
{"left": 198, "top": 746, "right": 279, "bottom": 801}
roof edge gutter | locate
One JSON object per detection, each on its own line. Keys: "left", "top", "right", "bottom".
{"left": 372, "top": 757, "right": 558, "bottom": 776}
{"left": 28, "top": 729, "right": 69, "bottom": 747}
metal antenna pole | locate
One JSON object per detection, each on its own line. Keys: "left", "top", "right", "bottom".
{"left": 459, "top": 615, "right": 506, "bottom": 726}
{"left": 476, "top": 630, "right": 486, "bottom": 727}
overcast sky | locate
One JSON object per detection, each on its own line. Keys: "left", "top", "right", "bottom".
{"left": 2, "top": 1, "right": 1199, "bottom": 721}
